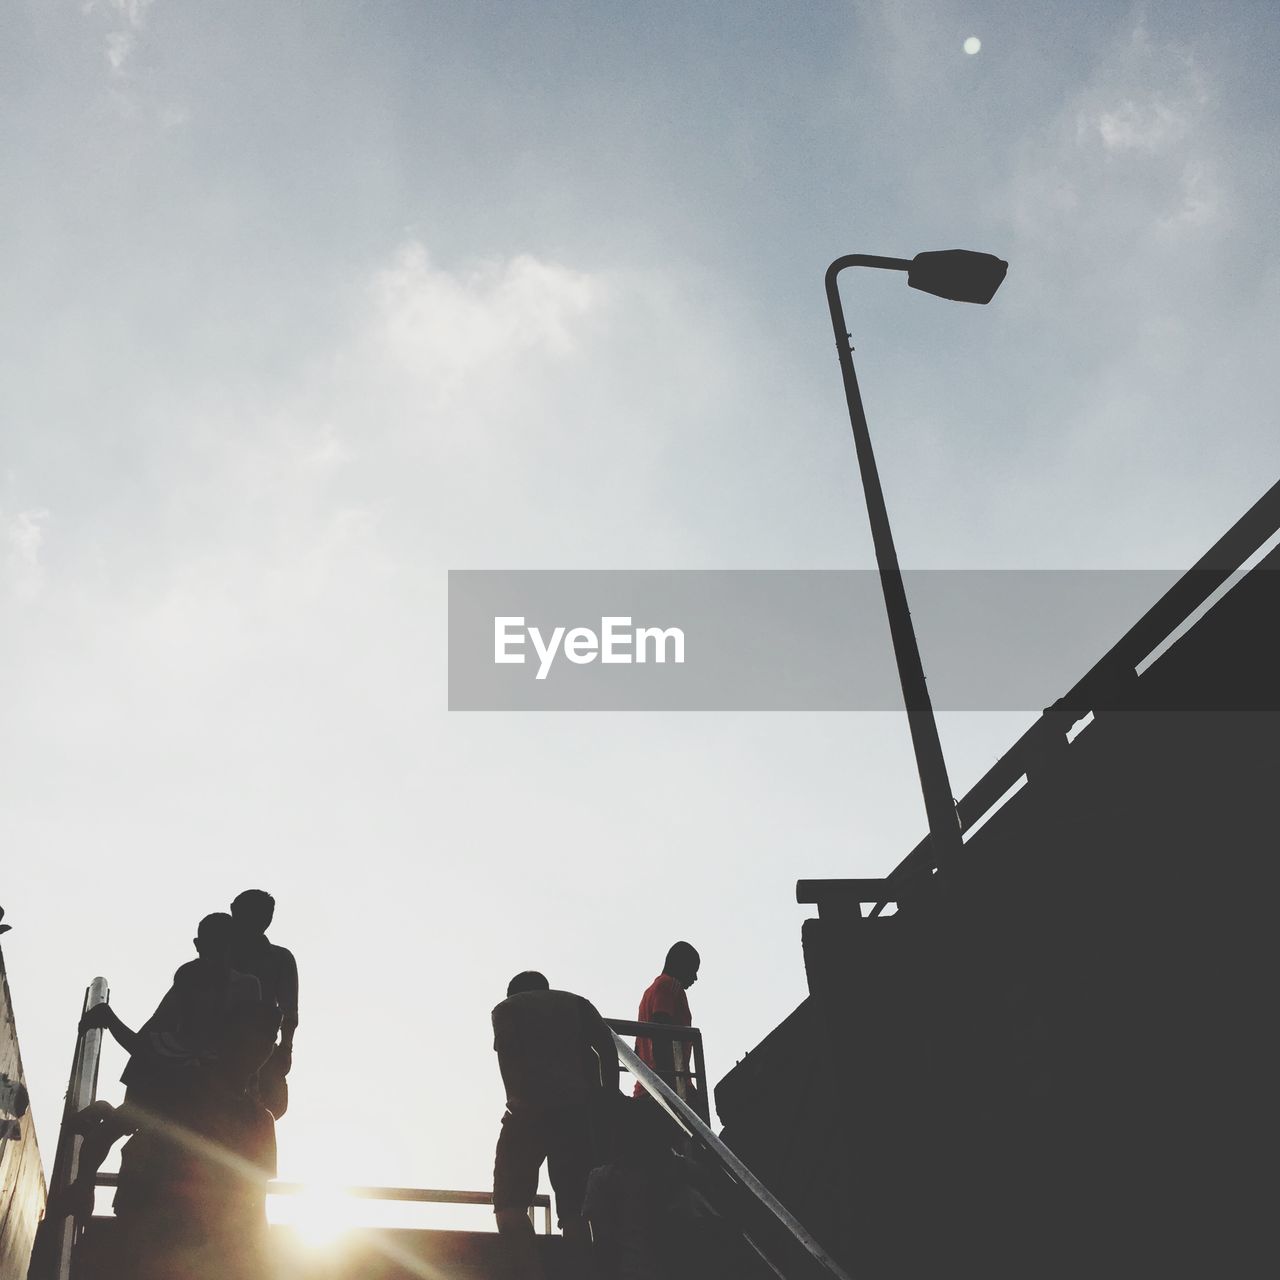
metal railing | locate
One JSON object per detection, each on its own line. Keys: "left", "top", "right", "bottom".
{"left": 39, "top": 982, "right": 848, "bottom": 1272}
{"left": 605, "top": 1017, "right": 710, "bottom": 1124}
{"left": 28, "top": 978, "right": 109, "bottom": 1280}
{"left": 92, "top": 1172, "right": 554, "bottom": 1235}
{"left": 615, "top": 1032, "right": 854, "bottom": 1280}
{"left": 33, "top": 975, "right": 554, "bottom": 1280}
{"left": 799, "top": 474, "right": 1280, "bottom": 920}
{"left": 269, "top": 1183, "right": 552, "bottom": 1235}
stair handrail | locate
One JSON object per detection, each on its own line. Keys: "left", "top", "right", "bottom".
{"left": 38, "top": 977, "right": 555, "bottom": 1246}
{"left": 613, "top": 1031, "right": 854, "bottom": 1280}
{"left": 89, "top": 1172, "right": 554, "bottom": 1234}
{"left": 605, "top": 1017, "right": 711, "bottom": 1124}
{"left": 868, "top": 474, "right": 1280, "bottom": 910}
{"left": 28, "top": 978, "right": 109, "bottom": 1280}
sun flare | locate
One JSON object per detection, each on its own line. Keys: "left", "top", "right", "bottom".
{"left": 272, "top": 1186, "right": 357, "bottom": 1246}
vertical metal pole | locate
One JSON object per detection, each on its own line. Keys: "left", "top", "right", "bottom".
{"left": 825, "top": 256, "right": 964, "bottom": 872}
{"left": 669, "top": 1035, "right": 686, "bottom": 1104}
{"left": 691, "top": 1032, "right": 710, "bottom": 1124}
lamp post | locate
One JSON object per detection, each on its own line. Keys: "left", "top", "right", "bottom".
{"left": 825, "top": 249, "right": 1007, "bottom": 875}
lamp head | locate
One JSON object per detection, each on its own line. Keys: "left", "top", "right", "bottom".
{"left": 908, "top": 250, "right": 1008, "bottom": 304}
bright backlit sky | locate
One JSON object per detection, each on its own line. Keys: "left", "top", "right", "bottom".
{"left": 3, "top": 0, "right": 1278, "bottom": 1220}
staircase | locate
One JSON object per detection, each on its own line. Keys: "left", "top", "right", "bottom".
{"left": 31, "top": 988, "right": 850, "bottom": 1280}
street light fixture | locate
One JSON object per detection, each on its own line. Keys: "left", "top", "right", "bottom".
{"left": 907, "top": 249, "right": 1008, "bottom": 304}
{"left": 825, "top": 249, "right": 1007, "bottom": 881}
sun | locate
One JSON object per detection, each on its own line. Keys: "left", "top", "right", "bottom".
{"left": 271, "top": 1185, "right": 357, "bottom": 1247}
{"left": 963, "top": 36, "right": 982, "bottom": 56}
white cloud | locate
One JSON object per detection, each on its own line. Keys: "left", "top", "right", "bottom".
{"left": 2, "top": 508, "right": 50, "bottom": 601}
{"left": 1091, "top": 98, "right": 1189, "bottom": 153}
{"left": 0, "top": 238, "right": 699, "bottom": 686}
{"left": 369, "top": 243, "right": 601, "bottom": 403}
{"left": 83, "top": 0, "right": 158, "bottom": 77}
{"left": 1160, "top": 158, "right": 1219, "bottom": 234}
{"left": 84, "top": 0, "right": 156, "bottom": 22}
{"left": 104, "top": 31, "right": 135, "bottom": 73}
{"left": 1014, "top": 22, "right": 1223, "bottom": 246}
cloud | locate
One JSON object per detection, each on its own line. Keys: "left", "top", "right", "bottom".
{"left": 104, "top": 30, "right": 135, "bottom": 73}
{"left": 2, "top": 508, "right": 50, "bottom": 601}
{"left": 318, "top": 239, "right": 726, "bottom": 566}
{"left": 1014, "top": 22, "right": 1223, "bottom": 247}
{"left": 1092, "top": 98, "right": 1185, "bottom": 152}
{"left": 87, "top": 0, "right": 156, "bottom": 22}
{"left": 987, "top": 18, "right": 1280, "bottom": 568}
{"left": 368, "top": 243, "right": 601, "bottom": 403}
{"left": 83, "top": 0, "right": 157, "bottom": 78}
{"left": 0, "top": 237, "right": 703, "bottom": 687}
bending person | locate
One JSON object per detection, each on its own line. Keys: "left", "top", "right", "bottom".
{"left": 491, "top": 970, "right": 620, "bottom": 1278}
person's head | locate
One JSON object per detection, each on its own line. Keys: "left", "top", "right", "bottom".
{"left": 215, "top": 1000, "right": 282, "bottom": 1083}
{"left": 230, "top": 889, "right": 275, "bottom": 936}
{"left": 663, "top": 941, "right": 700, "bottom": 989}
{"left": 506, "top": 971, "right": 550, "bottom": 998}
{"left": 193, "top": 913, "right": 237, "bottom": 967}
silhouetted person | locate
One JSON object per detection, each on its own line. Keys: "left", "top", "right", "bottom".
{"left": 229, "top": 889, "right": 298, "bottom": 1119}
{"left": 491, "top": 970, "right": 620, "bottom": 1279}
{"left": 583, "top": 1098, "right": 681, "bottom": 1280}
{"left": 584, "top": 1098, "right": 748, "bottom": 1280}
{"left": 60, "top": 915, "right": 265, "bottom": 1228}
{"left": 64, "top": 1000, "right": 281, "bottom": 1280}
{"left": 82, "top": 913, "right": 262, "bottom": 1098}
{"left": 634, "top": 942, "right": 700, "bottom": 1103}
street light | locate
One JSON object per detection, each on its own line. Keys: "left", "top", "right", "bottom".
{"left": 825, "top": 249, "right": 1007, "bottom": 879}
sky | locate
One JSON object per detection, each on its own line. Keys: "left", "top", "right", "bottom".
{"left": 3, "top": 0, "right": 1279, "bottom": 1230}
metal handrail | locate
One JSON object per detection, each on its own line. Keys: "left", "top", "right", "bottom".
{"left": 91, "top": 1173, "right": 555, "bottom": 1234}
{"left": 605, "top": 1018, "right": 710, "bottom": 1124}
{"left": 863, "top": 475, "right": 1280, "bottom": 912}
{"left": 28, "top": 978, "right": 109, "bottom": 1280}
{"left": 42, "top": 977, "right": 554, "bottom": 1253}
{"left": 613, "top": 1032, "right": 854, "bottom": 1280}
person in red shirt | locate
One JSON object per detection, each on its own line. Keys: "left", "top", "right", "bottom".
{"left": 634, "top": 942, "right": 700, "bottom": 1101}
